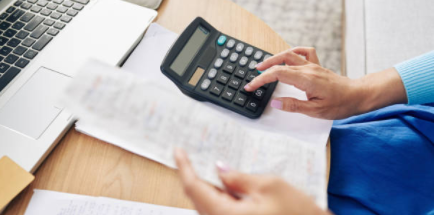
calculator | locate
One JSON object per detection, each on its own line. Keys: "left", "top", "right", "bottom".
{"left": 161, "top": 17, "right": 278, "bottom": 119}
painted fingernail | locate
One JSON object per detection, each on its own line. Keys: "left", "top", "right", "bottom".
{"left": 270, "top": 100, "right": 283, "bottom": 109}
{"left": 244, "top": 83, "right": 252, "bottom": 91}
{"left": 255, "top": 62, "right": 262, "bottom": 68}
{"left": 216, "top": 161, "right": 231, "bottom": 173}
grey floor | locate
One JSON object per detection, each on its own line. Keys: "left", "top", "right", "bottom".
{"left": 231, "top": 0, "right": 342, "bottom": 74}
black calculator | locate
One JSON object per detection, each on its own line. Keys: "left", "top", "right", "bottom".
{"left": 161, "top": 17, "right": 278, "bottom": 119}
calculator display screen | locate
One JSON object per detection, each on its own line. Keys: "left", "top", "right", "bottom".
{"left": 170, "top": 26, "right": 209, "bottom": 76}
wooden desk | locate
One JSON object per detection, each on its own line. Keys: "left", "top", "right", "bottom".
{"left": 4, "top": 0, "right": 328, "bottom": 214}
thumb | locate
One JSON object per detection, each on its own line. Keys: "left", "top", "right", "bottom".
{"left": 216, "top": 161, "right": 258, "bottom": 194}
{"left": 270, "top": 97, "right": 315, "bottom": 114}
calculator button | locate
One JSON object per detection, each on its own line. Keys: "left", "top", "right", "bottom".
{"left": 248, "top": 60, "right": 258, "bottom": 70}
{"left": 245, "top": 47, "right": 253, "bottom": 56}
{"left": 217, "top": 35, "right": 227, "bottom": 46}
{"left": 210, "top": 83, "right": 224, "bottom": 96}
{"left": 226, "top": 39, "right": 235, "bottom": 49}
{"left": 214, "top": 58, "right": 224, "bottom": 69}
{"left": 222, "top": 88, "right": 236, "bottom": 101}
{"left": 229, "top": 52, "right": 238, "bottom": 63}
{"left": 253, "top": 50, "right": 263, "bottom": 60}
{"left": 223, "top": 63, "right": 235, "bottom": 74}
{"left": 253, "top": 88, "right": 266, "bottom": 100}
{"left": 228, "top": 77, "right": 241, "bottom": 90}
{"left": 234, "top": 69, "right": 245, "bottom": 79}
{"left": 208, "top": 68, "right": 217, "bottom": 79}
{"left": 240, "top": 81, "right": 251, "bottom": 95}
{"left": 217, "top": 72, "right": 230, "bottom": 84}
{"left": 261, "top": 83, "right": 270, "bottom": 89}
{"left": 239, "top": 56, "right": 248, "bottom": 67}
{"left": 246, "top": 71, "right": 258, "bottom": 82}
{"left": 264, "top": 54, "right": 272, "bottom": 60}
{"left": 200, "top": 79, "right": 211, "bottom": 90}
{"left": 246, "top": 99, "right": 260, "bottom": 112}
{"left": 235, "top": 43, "right": 244, "bottom": 53}
{"left": 234, "top": 93, "right": 247, "bottom": 106}
{"left": 220, "top": 48, "right": 230, "bottom": 59}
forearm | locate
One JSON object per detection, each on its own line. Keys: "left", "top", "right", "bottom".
{"left": 354, "top": 68, "right": 407, "bottom": 114}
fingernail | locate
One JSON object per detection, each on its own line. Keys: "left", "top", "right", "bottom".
{"left": 270, "top": 100, "right": 283, "bottom": 109}
{"left": 244, "top": 83, "right": 252, "bottom": 91}
{"left": 255, "top": 62, "right": 262, "bottom": 68}
{"left": 216, "top": 161, "right": 231, "bottom": 173}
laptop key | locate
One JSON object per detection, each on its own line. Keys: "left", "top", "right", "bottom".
{"left": 56, "top": 6, "right": 68, "bottom": 13}
{"left": 0, "top": 63, "right": 9, "bottom": 73}
{"left": 53, "top": 22, "right": 65, "bottom": 29}
{"left": 3, "top": 29, "right": 17, "bottom": 38}
{"left": 24, "top": 16, "right": 44, "bottom": 31}
{"left": 63, "top": 1, "right": 73, "bottom": 7}
{"left": 50, "top": 12, "right": 61, "bottom": 19}
{"left": 72, "top": 3, "right": 83, "bottom": 10}
{"left": 6, "top": 6, "right": 16, "bottom": 13}
{"left": 14, "top": 1, "right": 24, "bottom": 7}
{"left": 53, "top": 0, "right": 64, "bottom": 4}
{"left": 30, "top": 5, "right": 42, "bottom": 13}
{"left": 15, "top": 58, "right": 30, "bottom": 68}
{"left": 46, "top": 28, "right": 58, "bottom": 36}
{"left": 5, "top": 54, "right": 19, "bottom": 64}
{"left": 20, "top": 12, "right": 35, "bottom": 22}
{"left": 13, "top": 46, "right": 28, "bottom": 55}
{"left": 66, "top": 9, "right": 78, "bottom": 17}
{"left": 16, "top": 30, "right": 29, "bottom": 39}
{"left": 60, "top": 15, "right": 71, "bottom": 23}
{"left": 23, "top": 49, "right": 38, "bottom": 59}
{"left": 22, "top": 37, "right": 35, "bottom": 47}
{"left": 43, "top": 19, "right": 55, "bottom": 26}
{"left": 47, "top": 3, "right": 58, "bottom": 10}
{"left": 20, "top": 2, "right": 32, "bottom": 10}
{"left": 0, "top": 36, "right": 9, "bottom": 45}
{"left": 0, "top": 13, "right": 8, "bottom": 20}
{"left": 6, "top": 9, "right": 25, "bottom": 22}
{"left": 28, "top": 0, "right": 38, "bottom": 4}
{"left": 0, "top": 47, "right": 12, "bottom": 56}
{"left": 30, "top": 25, "right": 48, "bottom": 39}
{"left": 40, "top": 9, "right": 52, "bottom": 16}
{"left": 0, "top": 22, "right": 11, "bottom": 30}
{"left": 32, "top": 35, "right": 52, "bottom": 51}
{"left": 12, "top": 21, "right": 25, "bottom": 30}
{"left": 37, "top": 0, "right": 48, "bottom": 7}
{"left": 7, "top": 38, "right": 21, "bottom": 47}
{"left": 71, "top": 0, "right": 89, "bottom": 4}
{"left": 0, "top": 67, "right": 21, "bottom": 92}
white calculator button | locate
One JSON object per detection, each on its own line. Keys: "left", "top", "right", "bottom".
{"left": 220, "top": 48, "right": 230, "bottom": 59}
{"left": 226, "top": 39, "right": 235, "bottom": 49}
{"left": 214, "top": 58, "right": 224, "bottom": 69}
{"left": 264, "top": 54, "right": 272, "bottom": 60}
{"left": 239, "top": 56, "right": 248, "bottom": 67}
{"left": 229, "top": 52, "right": 239, "bottom": 63}
{"left": 245, "top": 47, "right": 253, "bottom": 56}
{"left": 254, "top": 50, "right": 263, "bottom": 60}
{"left": 248, "top": 60, "right": 258, "bottom": 70}
{"left": 208, "top": 68, "right": 217, "bottom": 79}
{"left": 201, "top": 79, "right": 212, "bottom": 90}
{"left": 235, "top": 43, "right": 244, "bottom": 53}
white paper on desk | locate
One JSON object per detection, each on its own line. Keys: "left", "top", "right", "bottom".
{"left": 24, "top": 189, "right": 198, "bottom": 215}
{"left": 119, "top": 23, "right": 333, "bottom": 147}
{"left": 61, "top": 60, "right": 328, "bottom": 208}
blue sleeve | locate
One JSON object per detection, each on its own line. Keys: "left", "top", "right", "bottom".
{"left": 394, "top": 50, "right": 434, "bottom": 105}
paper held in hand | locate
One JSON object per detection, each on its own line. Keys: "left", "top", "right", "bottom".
{"left": 59, "top": 60, "right": 328, "bottom": 209}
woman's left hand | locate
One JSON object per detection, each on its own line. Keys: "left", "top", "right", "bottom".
{"left": 174, "top": 148, "right": 331, "bottom": 215}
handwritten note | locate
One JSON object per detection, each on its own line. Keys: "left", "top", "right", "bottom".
{"left": 60, "top": 60, "right": 327, "bottom": 208}
{"left": 24, "top": 190, "right": 197, "bottom": 215}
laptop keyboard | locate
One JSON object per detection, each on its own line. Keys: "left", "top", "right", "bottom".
{"left": 0, "top": 0, "right": 88, "bottom": 92}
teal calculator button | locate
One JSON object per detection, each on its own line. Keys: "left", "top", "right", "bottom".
{"left": 258, "top": 70, "right": 265, "bottom": 74}
{"left": 217, "top": 35, "right": 227, "bottom": 46}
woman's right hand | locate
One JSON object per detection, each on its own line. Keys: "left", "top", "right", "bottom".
{"left": 244, "top": 47, "right": 407, "bottom": 120}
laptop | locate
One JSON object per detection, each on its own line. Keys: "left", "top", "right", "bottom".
{"left": 0, "top": 0, "right": 157, "bottom": 173}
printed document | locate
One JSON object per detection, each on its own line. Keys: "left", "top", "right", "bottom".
{"left": 60, "top": 60, "right": 327, "bottom": 208}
